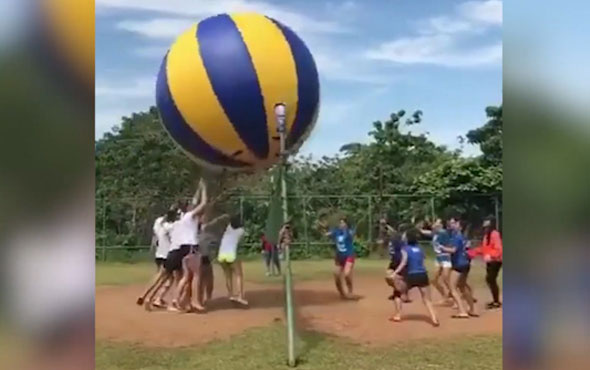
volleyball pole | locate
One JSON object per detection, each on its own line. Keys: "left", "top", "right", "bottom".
{"left": 275, "top": 103, "right": 296, "bottom": 367}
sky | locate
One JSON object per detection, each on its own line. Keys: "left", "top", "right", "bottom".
{"left": 95, "top": 0, "right": 503, "bottom": 158}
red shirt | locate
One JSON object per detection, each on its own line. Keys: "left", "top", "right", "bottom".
{"left": 261, "top": 235, "right": 273, "bottom": 252}
{"left": 468, "top": 230, "right": 502, "bottom": 262}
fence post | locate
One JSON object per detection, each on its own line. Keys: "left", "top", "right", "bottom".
{"left": 302, "top": 196, "right": 310, "bottom": 251}
{"left": 239, "top": 195, "right": 244, "bottom": 223}
{"left": 430, "top": 196, "right": 436, "bottom": 221}
{"left": 367, "top": 195, "right": 373, "bottom": 244}
{"left": 102, "top": 245, "right": 106, "bottom": 262}
{"left": 102, "top": 198, "right": 107, "bottom": 261}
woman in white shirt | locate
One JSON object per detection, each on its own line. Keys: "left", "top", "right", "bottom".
{"left": 217, "top": 216, "right": 248, "bottom": 306}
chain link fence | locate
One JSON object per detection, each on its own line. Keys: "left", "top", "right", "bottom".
{"left": 96, "top": 193, "right": 501, "bottom": 262}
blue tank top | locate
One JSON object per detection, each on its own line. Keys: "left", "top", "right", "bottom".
{"left": 450, "top": 232, "right": 470, "bottom": 268}
{"left": 404, "top": 244, "right": 427, "bottom": 275}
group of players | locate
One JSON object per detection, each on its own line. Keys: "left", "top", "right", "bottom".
{"left": 320, "top": 214, "right": 503, "bottom": 327}
{"left": 136, "top": 180, "right": 502, "bottom": 325}
{"left": 136, "top": 180, "right": 251, "bottom": 312}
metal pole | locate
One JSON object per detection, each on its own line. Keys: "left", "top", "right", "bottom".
{"left": 276, "top": 103, "right": 296, "bottom": 367}
{"left": 302, "top": 196, "right": 310, "bottom": 252}
{"left": 367, "top": 195, "right": 373, "bottom": 244}
{"left": 102, "top": 198, "right": 107, "bottom": 261}
{"left": 430, "top": 196, "right": 436, "bottom": 222}
{"left": 239, "top": 195, "right": 244, "bottom": 223}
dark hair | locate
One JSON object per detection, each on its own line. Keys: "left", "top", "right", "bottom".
{"left": 406, "top": 228, "right": 420, "bottom": 245}
{"left": 340, "top": 217, "right": 349, "bottom": 226}
{"left": 485, "top": 216, "right": 497, "bottom": 240}
{"left": 230, "top": 215, "right": 242, "bottom": 229}
{"left": 165, "top": 210, "right": 177, "bottom": 222}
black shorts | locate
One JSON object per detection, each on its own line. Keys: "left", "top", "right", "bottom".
{"left": 405, "top": 272, "right": 429, "bottom": 289}
{"left": 155, "top": 257, "right": 166, "bottom": 268}
{"left": 165, "top": 244, "right": 197, "bottom": 273}
{"left": 453, "top": 264, "right": 471, "bottom": 275}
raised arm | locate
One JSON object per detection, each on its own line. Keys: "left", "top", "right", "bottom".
{"left": 419, "top": 229, "right": 433, "bottom": 237}
{"left": 202, "top": 214, "right": 230, "bottom": 230}
{"left": 192, "top": 179, "right": 208, "bottom": 217}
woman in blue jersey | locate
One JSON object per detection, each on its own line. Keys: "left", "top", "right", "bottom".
{"left": 419, "top": 218, "right": 453, "bottom": 304}
{"left": 440, "top": 217, "right": 478, "bottom": 318}
{"left": 388, "top": 228, "right": 439, "bottom": 326}
{"left": 323, "top": 217, "right": 356, "bottom": 299}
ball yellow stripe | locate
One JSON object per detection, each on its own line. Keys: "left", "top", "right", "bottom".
{"left": 230, "top": 13, "right": 299, "bottom": 163}
{"left": 166, "top": 24, "right": 258, "bottom": 164}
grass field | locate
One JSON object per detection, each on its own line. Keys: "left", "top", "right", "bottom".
{"left": 97, "top": 324, "right": 501, "bottom": 370}
{"left": 96, "top": 258, "right": 501, "bottom": 370}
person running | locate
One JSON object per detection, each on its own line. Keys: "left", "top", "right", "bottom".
{"left": 324, "top": 217, "right": 356, "bottom": 299}
{"left": 136, "top": 208, "right": 177, "bottom": 307}
{"left": 261, "top": 233, "right": 281, "bottom": 276}
{"left": 387, "top": 228, "right": 439, "bottom": 326}
{"left": 167, "top": 179, "right": 208, "bottom": 312}
{"left": 469, "top": 216, "right": 503, "bottom": 309}
{"left": 419, "top": 218, "right": 453, "bottom": 304}
{"left": 217, "top": 215, "right": 248, "bottom": 306}
{"left": 441, "top": 217, "right": 478, "bottom": 318}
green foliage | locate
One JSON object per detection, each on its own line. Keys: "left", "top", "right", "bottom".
{"left": 96, "top": 105, "right": 502, "bottom": 255}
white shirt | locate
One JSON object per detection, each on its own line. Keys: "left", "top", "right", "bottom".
{"left": 153, "top": 216, "right": 173, "bottom": 258}
{"left": 170, "top": 210, "right": 200, "bottom": 250}
{"left": 218, "top": 225, "right": 245, "bottom": 257}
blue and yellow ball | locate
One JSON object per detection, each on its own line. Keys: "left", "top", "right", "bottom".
{"left": 156, "top": 13, "right": 320, "bottom": 171}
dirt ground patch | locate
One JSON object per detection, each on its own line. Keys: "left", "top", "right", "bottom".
{"left": 96, "top": 274, "right": 501, "bottom": 347}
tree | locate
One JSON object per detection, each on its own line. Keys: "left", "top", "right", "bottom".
{"left": 466, "top": 105, "right": 502, "bottom": 166}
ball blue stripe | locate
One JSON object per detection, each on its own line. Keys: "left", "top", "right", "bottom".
{"left": 270, "top": 18, "right": 320, "bottom": 149}
{"left": 197, "top": 14, "right": 269, "bottom": 160}
{"left": 156, "top": 54, "right": 249, "bottom": 168}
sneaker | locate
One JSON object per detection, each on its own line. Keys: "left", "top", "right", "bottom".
{"left": 486, "top": 302, "right": 502, "bottom": 309}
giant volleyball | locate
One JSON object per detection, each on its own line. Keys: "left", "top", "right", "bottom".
{"left": 156, "top": 13, "right": 320, "bottom": 171}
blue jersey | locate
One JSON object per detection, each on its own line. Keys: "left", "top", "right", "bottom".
{"left": 330, "top": 228, "right": 354, "bottom": 256}
{"left": 433, "top": 229, "right": 450, "bottom": 257}
{"left": 404, "top": 244, "right": 427, "bottom": 275}
{"left": 450, "top": 231, "right": 470, "bottom": 268}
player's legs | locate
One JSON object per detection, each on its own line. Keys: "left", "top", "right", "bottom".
{"left": 264, "top": 251, "right": 272, "bottom": 276}
{"left": 234, "top": 260, "right": 248, "bottom": 305}
{"left": 486, "top": 261, "right": 502, "bottom": 308}
{"left": 187, "top": 253, "right": 204, "bottom": 311}
{"left": 458, "top": 269, "right": 477, "bottom": 316}
{"left": 390, "top": 277, "right": 407, "bottom": 322}
{"left": 343, "top": 258, "right": 355, "bottom": 296}
{"left": 418, "top": 285, "right": 439, "bottom": 326}
{"left": 431, "top": 263, "right": 447, "bottom": 302}
{"left": 272, "top": 246, "right": 281, "bottom": 275}
{"left": 333, "top": 260, "right": 346, "bottom": 299}
{"left": 205, "top": 260, "right": 214, "bottom": 302}
{"left": 221, "top": 262, "right": 234, "bottom": 298}
{"left": 171, "top": 252, "right": 193, "bottom": 311}
{"left": 441, "top": 266, "right": 453, "bottom": 302}
{"left": 137, "top": 268, "right": 166, "bottom": 305}
{"left": 197, "top": 256, "right": 213, "bottom": 305}
{"left": 450, "top": 270, "right": 469, "bottom": 318}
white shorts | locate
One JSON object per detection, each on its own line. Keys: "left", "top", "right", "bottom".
{"left": 434, "top": 255, "right": 452, "bottom": 269}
